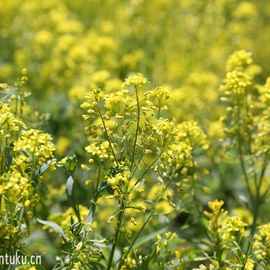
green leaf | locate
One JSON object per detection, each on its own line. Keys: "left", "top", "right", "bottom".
{"left": 37, "top": 218, "right": 67, "bottom": 241}
{"left": 134, "top": 227, "right": 167, "bottom": 249}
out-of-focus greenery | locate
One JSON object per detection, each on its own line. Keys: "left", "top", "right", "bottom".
{"left": 2, "top": 0, "right": 270, "bottom": 269}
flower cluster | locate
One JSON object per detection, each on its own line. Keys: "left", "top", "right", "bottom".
{"left": 14, "top": 129, "right": 55, "bottom": 170}
{"left": 2, "top": 1, "right": 270, "bottom": 269}
{"left": 196, "top": 200, "right": 253, "bottom": 269}
{"left": 0, "top": 80, "right": 56, "bottom": 255}
{"left": 79, "top": 74, "right": 208, "bottom": 269}
{"left": 254, "top": 223, "right": 270, "bottom": 263}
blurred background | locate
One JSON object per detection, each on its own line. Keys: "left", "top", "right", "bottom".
{"left": 1, "top": 0, "right": 270, "bottom": 268}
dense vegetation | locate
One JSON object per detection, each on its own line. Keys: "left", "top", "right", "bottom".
{"left": 1, "top": 1, "right": 270, "bottom": 269}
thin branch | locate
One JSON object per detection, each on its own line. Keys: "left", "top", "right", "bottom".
{"left": 106, "top": 201, "right": 125, "bottom": 270}
{"left": 237, "top": 138, "right": 252, "bottom": 202}
{"left": 96, "top": 108, "right": 119, "bottom": 165}
{"left": 118, "top": 211, "right": 153, "bottom": 269}
{"left": 130, "top": 86, "right": 140, "bottom": 170}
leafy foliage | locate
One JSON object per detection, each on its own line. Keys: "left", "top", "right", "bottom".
{"left": 2, "top": 1, "right": 270, "bottom": 270}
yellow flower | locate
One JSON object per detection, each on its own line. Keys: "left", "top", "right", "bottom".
{"left": 254, "top": 223, "right": 270, "bottom": 261}
{"left": 14, "top": 129, "right": 55, "bottom": 167}
{"left": 226, "top": 50, "right": 253, "bottom": 72}
{"left": 223, "top": 70, "right": 252, "bottom": 96}
{"left": 0, "top": 104, "right": 25, "bottom": 139}
{"left": 208, "top": 199, "right": 224, "bottom": 213}
{"left": 123, "top": 73, "right": 147, "bottom": 89}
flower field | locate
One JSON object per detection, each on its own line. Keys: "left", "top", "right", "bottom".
{"left": 2, "top": 1, "right": 270, "bottom": 269}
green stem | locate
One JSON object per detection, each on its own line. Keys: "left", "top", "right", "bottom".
{"left": 130, "top": 86, "right": 140, "bottom": 170}
{"left": 90, "top": 166, "right": 101, "bottom": 221}
{"left": 238, "top": 144, "right": 252, "bottom": 200}
{"left": 96, "top": 108, "right": 119, "bottom": 165}
{"left": 241, "top": 203, "right": 259, "bottom": 270}
{"left": 118, "top": 211, "right": 153, "bottom": 269}
{"left": 241, "top": 158, "right": 268, "bottom": 269}
{"left": 107, "top": 201, "right": 125, "bottom": 270}
{"left": 119, "top": 181, "right": 170, "bottom": 268}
